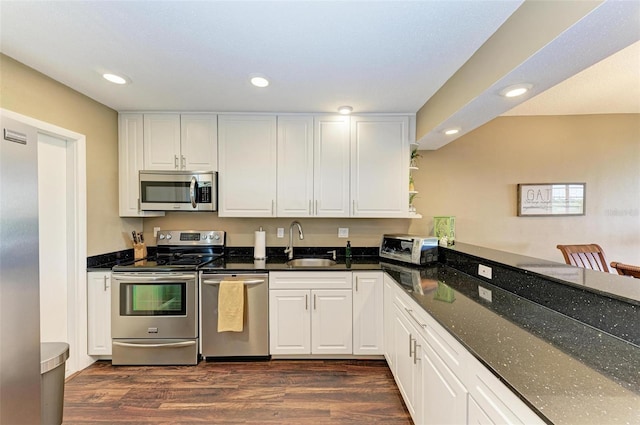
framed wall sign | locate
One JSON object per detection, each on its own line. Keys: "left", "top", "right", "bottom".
{"left": 517, "top": 183, "right": 586, "bottom": 216}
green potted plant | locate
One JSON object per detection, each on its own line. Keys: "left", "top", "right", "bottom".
{"left": 410, "top": 148, "right": 421, "bottom": 167}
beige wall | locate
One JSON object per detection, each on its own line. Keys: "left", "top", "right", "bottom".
{"left": 408, "top": 114, "right": 640, "bottom": 265}
{"left": 0, "top": 54, "right": 138, "bottom": 255}
{"left": 142, "top": 215, "right": 411, "bottom": 250}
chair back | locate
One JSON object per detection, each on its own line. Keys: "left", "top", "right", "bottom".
{"left": 556, "top": 244, "right": 610, "bottom": 272}
{"left": 610, "top": 262, "right": 640, "bottom": 278}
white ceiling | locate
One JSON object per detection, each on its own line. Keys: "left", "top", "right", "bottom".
{"left": 1, "top": 1, "right": 639, "bottom": 149}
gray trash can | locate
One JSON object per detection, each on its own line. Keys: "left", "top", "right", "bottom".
{"left": 40, "top": 342, "right": 69, "bottom": 425}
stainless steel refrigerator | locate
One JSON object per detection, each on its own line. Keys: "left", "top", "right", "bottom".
{"left": 0, "top": 113, "right": 41, "bottom": 424}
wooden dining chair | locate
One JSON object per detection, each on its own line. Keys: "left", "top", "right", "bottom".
{"left": 610, "top": 262, "right": 640, "bottom": 278}
{"left": 556, "top": 244, "right": 610, "bottom": 272}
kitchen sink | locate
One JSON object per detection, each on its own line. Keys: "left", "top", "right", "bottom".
{"left": 286, "top": 258, "right": 337, "bottom": 268}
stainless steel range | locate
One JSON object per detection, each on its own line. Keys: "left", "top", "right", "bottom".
{"left": 111, "top": 230, "right": 225, "bottom": 365}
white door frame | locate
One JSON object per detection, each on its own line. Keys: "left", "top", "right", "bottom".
{"left": 1, "top": 109, "right": 89, "bottom": 374}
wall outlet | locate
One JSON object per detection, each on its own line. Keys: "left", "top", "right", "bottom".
{"left": 153, "top": 227, "right": 161, "bottom": 237}
{"left": 338, "top": 227, "right": 349, "bottom": 238}
{"left": 277, "top": 228, "right": 284, "bottom": 238}
{"left": 478, "top": 264, "right": 493, "bottom": 279}
{"left": 478, "top": 286, "right": 493, "bottom": 302}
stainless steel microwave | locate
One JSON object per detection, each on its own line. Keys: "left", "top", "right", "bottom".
{"left": 139, "top": 170, "right": 217, "bottom": 212}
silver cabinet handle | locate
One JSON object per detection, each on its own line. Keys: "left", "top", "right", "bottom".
{"left": 113, "top": 340, "right": 196, "bottom": 349}
{"left": 313, "top": 293, "right": 317, "bottom": 310}
{"left": 413, "top": 339, "right": 420, "bottom": 365}
{"left": 103, "top": 275, "right": 109, "bottom": 291}
{"left": 355, "top": 276, "right": 358, "bottom": 292}
{"left": 353, "top": 200, "right": 355, "bottom": 215}
{"left": 405, "top": 308, "right": 427, "bottom": 329}
{"left": 202, "top": 279, "right": 265, "bottom": 286}
{"left": 305, "top": 294, "right": 308, "bottom": 310}
{"left": 174, "top": 155, "right": 179, "bottom": 169}
{"left": 315, "top": 200, "right": 318, "bottom": 215}
{"left": 272, "top": 200, "right": 275, "bottom": 216}
{"left": 189, "top": 176, "right": 197, "bottom": 208}
{"left": 409, "top": 334, "right": 414, "bottom": 358}
{"left": 181, "top": 155, "right": 186, "bottom": 169}
{"left": 309, "top": 200, "right": 312, "bottom": 216}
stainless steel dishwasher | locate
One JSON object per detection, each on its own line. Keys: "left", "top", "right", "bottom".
{"left": 199, "top": 272, "right": 269, "bottom": 359}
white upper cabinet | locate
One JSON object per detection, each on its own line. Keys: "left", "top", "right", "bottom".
{"left": 143, "top": 113, "right": 217, "bottom": 171}
{"left": 314, "top": 115, "right": 351, "bottom": 217}
{"left": 180, "top": 114, "right": 218, "bottom": 171}
{"left": 351, "top": 115, "right": 410, "bottom": 217}
{"left": 118, "top": 113, "right": 164, "bottom": 217}
{"left": 277, "top": 116, "right": 314, "bottom": 217}
{"left": 218, "top": 115, "right": 277, "bottom": 217}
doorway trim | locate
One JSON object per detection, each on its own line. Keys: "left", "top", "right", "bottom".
{"left": 1, "top": 108, "right": 88, "bottom": 374}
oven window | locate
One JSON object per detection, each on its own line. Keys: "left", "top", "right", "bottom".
{"left": 141, "top": 181, "right": 190, "bottom": 203}
{"left": 121, "top": 283, "right": 187, "bottom": 316}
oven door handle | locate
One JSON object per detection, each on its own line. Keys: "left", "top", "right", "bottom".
{"left": 113, "top": 274, "right": 195, "bottom": 282}
{"left": 202, "top": 279, "right": 265, "bottom": 286}
{"left": 113, "top": 341, "right": 196, "bottom": 349}
{"left": 190, "top": 176, "right": 197, "bottom": 208}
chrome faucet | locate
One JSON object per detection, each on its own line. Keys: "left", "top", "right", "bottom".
{"left": 284, "top": 220, "right": 304, "bottom": 260}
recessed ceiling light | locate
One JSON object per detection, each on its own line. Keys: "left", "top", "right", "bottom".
{"left": 338, "top": 106, "right": 353, "bottom": 115}
{"left": 250, "top": 76, "right": 269, "bottom": 88}
{"left": 443, "top": 128, "right": 460, "bottom": 136}
{"left": 102, "top": 73, "right": 129, "bottom": 85}
{"left": 500, "top": 84, "right": 532, "bottom": 98}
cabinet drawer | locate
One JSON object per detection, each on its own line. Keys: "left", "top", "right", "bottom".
{"left": 270, "top": 271, "right": 352, "bottom": 289}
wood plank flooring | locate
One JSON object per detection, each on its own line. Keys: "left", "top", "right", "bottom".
{"left": 63, "top": 359, "right": 412, "bottom": 424}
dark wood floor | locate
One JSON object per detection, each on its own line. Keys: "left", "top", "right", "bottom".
{"left": 63, "top": 359, "right": 412, "bottom": 424}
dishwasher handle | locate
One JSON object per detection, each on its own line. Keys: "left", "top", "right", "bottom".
{"left": 202, "top": 278, "right": 265, "bottom": 286}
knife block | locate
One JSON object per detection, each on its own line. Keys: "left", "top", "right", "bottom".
{"left": 133, "top": 242, "right": 147, "bottom": 260}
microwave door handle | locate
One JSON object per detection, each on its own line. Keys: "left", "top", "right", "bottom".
{"left": 189, "top": 176, "right": 197, "bottom": 208}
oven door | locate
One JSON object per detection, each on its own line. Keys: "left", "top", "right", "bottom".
{"left": 111, "top": 272, "right": 198, "bottom": 339}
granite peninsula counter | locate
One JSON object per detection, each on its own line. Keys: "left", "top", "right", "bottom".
{"left": 94, "top": 242, "right": 639, "bottom": 424}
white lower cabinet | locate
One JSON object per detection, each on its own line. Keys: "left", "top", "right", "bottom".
{"left": 352, "top": 272, "right": 384, "bottom": 355}
{"left": 466, "top": 354, "right": 545, "bottom": 425}
{"left": 384, "top": 273, "right": 544, "bottom": 425}
{"left": 87, "top": 271, "right": 112, "bottom": 356}
{"left": 393, "top": 302, "right": 422, "bottom": 421}
{"left": 269, "top": 272, "right": 352, "bottom": 356}
{"left": 420, "top": 334, "right": 467, "bottom": 425}
{"left": 383, "top": 274, "right": 397, "bottom": 368}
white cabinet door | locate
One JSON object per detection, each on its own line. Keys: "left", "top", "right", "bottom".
{"left": 269, "top": 289, "right": 311, "bottom": 355}
{"left": 118, "top": 113, "right": 164, "bottom": 217}
{"left": 468, "top": 395, "right": 497, "bottom": 425}
{"left": 353, "top": 272, "right": 384, "bottom": 355}
{"left": 180, "top": 114, "right": 217, "bottom": 171}
{"left": 87, "top": 272, "right": 111, "bottom": 356}
{"left": 393, "top": 303, "right": 419, "bottom": 419}
{"left": 311, "top": 289, "right": 352, "bottom": 355}
{"left": 143, "top": 114, "right": 181, "bottom": 170}
{"left": 467, "top": 353, "right": 545, "bottom": 425}
{"left": 276, "top": 116, "right": 314, "bottom": 217}
{"left": 421, "top": 335, "right": 467, "bottom": 425}
{"left": 351, "top": 115, "right": 409, "bottom": 217}
{"left": 383, "top": 274, "right": 397, "bottom": 368}
{"left": 218, "top": 115, "right": 277, "bottom": 217}
{"left": 314, "top": 115, "right": 350, "bottom": 217}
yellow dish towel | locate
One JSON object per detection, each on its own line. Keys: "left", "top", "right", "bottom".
{"left": 217, "top": 280, "right": 245, "bottom": 332}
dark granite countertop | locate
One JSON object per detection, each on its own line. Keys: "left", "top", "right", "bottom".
{"left": 385, "top": 263, "right": 639, "bottom": 425}
{"left": 89, "top": 242, "right": 639, "bottom": 424}
{"left": 203, "top": 255, "right": 382, "bottom": 272}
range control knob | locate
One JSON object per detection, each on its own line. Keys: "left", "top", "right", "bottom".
{"left": 158, "top": 234, "right": 165, "bottom": 240}
{"left": 166, "top": 234, "right": 172, "bottom": 240}
{"left": 213, "top": 233, "right": 220, "bottom": 240}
